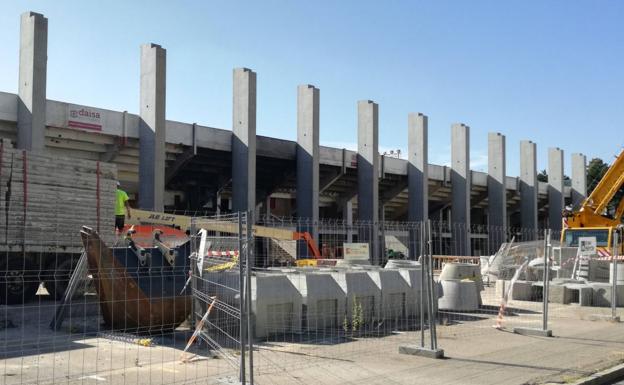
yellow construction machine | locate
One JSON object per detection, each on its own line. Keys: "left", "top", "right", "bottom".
{"left": 561, "top": 149, "right": 624, "bottom": 254}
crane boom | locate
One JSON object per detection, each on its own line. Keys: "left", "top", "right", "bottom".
{"left": 582, "top": 149, "right": 624, "bottom": 219}
{"left": 562, "top": 149, "right": 624, "bottom": 253}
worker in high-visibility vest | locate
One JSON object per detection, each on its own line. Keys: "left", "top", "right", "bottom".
{"left": 115, "top": 181, "right": 132, "bottom": 233}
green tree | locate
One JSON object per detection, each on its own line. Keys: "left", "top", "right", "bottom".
{"left": 585, "top": 157, "right": 624, "bottom": 219}
{"left": 586, "top": 157, "right": 609, "bottom": 195}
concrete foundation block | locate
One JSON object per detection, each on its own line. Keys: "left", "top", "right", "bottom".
{"left": 495, "top": 279, "right": 535, "bottom": 301}
{"left": 510, "top": 281, "right": 535, "bottom": 301}
{"left": 286, "top": 271, "right": 346, "bottom": 331}
{"left": 253, "top": 273, "right": 303, "bottom": 338}
{"left": 548, "top": 284, "right": 576, "bottom": 304}
{"left": 590, "top": 283, "right": 624, "bottom": 307}
{"left": 367, "top": 269, "right": 412, "bottom": 320}
{"left": 330, "top": 270, "right": 382, "bottom": 325}
{"left": 396, "top": 267, "right": 423, "bottom": 316}
{"left": 438, "top": 280, "right": 479, "bottom": 311}
{"left": 513, "top": 327, "right": 552, "bottom": 337}
{"left": 564, "top": 284, "right": 593, "bottom": 306}
{"left": 398, "top": 344, "right": 444, "bottom": 359}
{"left": 586, "top": 314, "right": 620, "bottom": 322}
{"left": 201, "top": 271, "right": 303, "bottom": 339}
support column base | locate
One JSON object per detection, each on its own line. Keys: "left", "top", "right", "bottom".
{"left": 513, "top": 327, "right": 552, "bottom": 337}
{"left": 398, "top": 345, "right": 445, "bottom": 359}
{"left": 587, "top": 314, "right": 621, "bottom": 322}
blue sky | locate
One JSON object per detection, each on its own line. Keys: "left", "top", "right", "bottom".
{"left": 1, "top": 1, "right": 623, "bottom": 176}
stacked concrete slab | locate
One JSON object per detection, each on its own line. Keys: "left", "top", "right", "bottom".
{"left": 0, "top": 140, "right": 117, "bottom": 246}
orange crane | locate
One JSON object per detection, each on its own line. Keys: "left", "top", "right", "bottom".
{"left": 128, "top": 209, "right": 323, "bottom": 266}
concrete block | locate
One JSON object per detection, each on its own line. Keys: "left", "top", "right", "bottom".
{"left": 200, "top": 270, "right": 303, "bottom": 339}
{"left": 548, "top": 284, "right": 577, "bottom": 304}
{"left": 495, "top": 279, "right": 536, "bottom": 301}
{"left": 586, "top": 314, "right": 620, "bottom": 322}
{"left": 513, "top": 327, "right": 552, "bottom": 337}
{"left": 511, "top": 281, "right": 535, "bottom": 301}
{"left": 385, "top": 259, "right": 420, "bottom": 269}
{"left": 590, "top": 283, "right": 624, "bottom": 307}
{"left": 399, "top": 345, "right": 444, "bottom": 359}
{"left": 396, "top": 267, "right": 423, "bottom": 316}
{"left": 438, "top": 280, "right": 479, "bottom": 311}
{"left": 253, "top": 273, "right": 303, "bottom": 338}
{"left": 367, "top": 269, "right": 412, "bottom": 320}
{"left": 330, "top": 270, "right": 381, "bottom": 325}
{"left": 439, "top": 263, "right": 484, "bottom": 291}
{"left": 286, "top": 271, "right": 346, "bottom": 331}
{"left": 609, "top": 263, "right": 624, "bottom": 285}
{"left": 565, "top": 283, "right": 593, "bottom": 306}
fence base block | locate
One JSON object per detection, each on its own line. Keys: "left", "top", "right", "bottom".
{"left": 398, "top": 345, "right": 445, "bottom": 359}
{"left": 587, "top": 314, "right": 621, "bottom": 322}
{"left": 513, "top": 327, "right": 553, "bottom": 337}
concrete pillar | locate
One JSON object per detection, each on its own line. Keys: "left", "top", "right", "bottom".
{"left": 451, "top": 123, "right": 471, "bottom": 255}
{"left": 407, "top": 113, "right": 428, "bottom": 260}
{"left": 408, "top": 113, "right": 428, "bottom": 223}
{"left": 231, "top": 68, "right": 257, "bottom": 214}
{"left": 17, "top": 12, "right": 47, "bottom": 152}
{"left": 296, "top": 85, "right": 320, "bottom": 258}
{"left": 296, "top": 84, "right": 319, "bottom": 222}
{"left": 548, "top": 147, "right": 564, "bottom": 231}
{"left": 138, "top": 43, "right": 166, "bottom": 211}
{"left": 571, "top": 153, "right": 587, "bottom": 208}
{"left": 520, "top": 140, "right": 538, "bottom": 237}
{"left": 488, "top": 132, "right": 507, "bottom": 253}
{"left": 357, "top": 100, "right": 379, "bottom": 264}
{"left": 344, "top": 199, "right": 354, "bottom": 243}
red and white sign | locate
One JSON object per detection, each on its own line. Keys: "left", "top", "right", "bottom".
{"left": 67, "top": 104, "right": 102, "bottom": 131}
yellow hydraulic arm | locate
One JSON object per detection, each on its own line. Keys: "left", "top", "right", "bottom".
{"left": 582, "top": 149, "right": 624, "bottom": 219}
{"left": 565, "top": 150, "right": 624, "bottom": 228}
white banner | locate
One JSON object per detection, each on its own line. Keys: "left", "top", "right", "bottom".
{"left": 67, "top": 104, "right": 103, "bottom": 131}
{"left": 344, "top": 242, "right": 370, "bottom": 260}
{"left": 578, "top": 237, "right": 597, "bottom": 256}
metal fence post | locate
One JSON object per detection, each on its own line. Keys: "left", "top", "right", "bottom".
{"left": 398, "top": 220, "right": 444, "bottom": 358}
{"left": 513, "top": 228, "right": 553, "bottom": 337}
{"left": 419, "top": 222, "right": 425, "bottom": 348}
{"left": 543, "top": 229, "right": 551, "bottom": 332}
{"left": 238, "top": 212, "right": 246, "bottom": 383}
{"left": 246, "top": 210, "right": 255, "bottom": 385}
{"left": 427, "top": 220, "right": 438, "bottom": 351}
{"left": 612, "top": 231, "right": 619, "bottom": 320}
